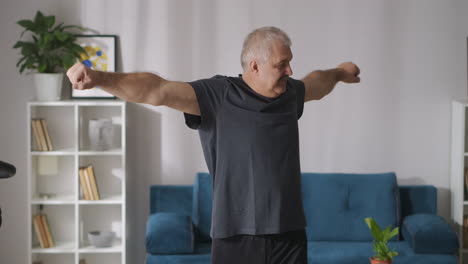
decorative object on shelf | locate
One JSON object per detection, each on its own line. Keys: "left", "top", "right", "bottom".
{"left": 72, "top": 35, "right": 117, "bottom": 99}
{"left": 87, "top": 230, "right": 116, "bottom": 247}
{"left": 111, "top": 167, "right": 124, "bottom": 180}
{"left": 111, "top": 220, "right": 122, "bottom": 239}
{"left": 88, "top": 118, "right": 114, "bottom": 150}
{"left": 13, "top": 11, "right": 90, "bottom": 101}
{"left": 365, "top": 217, "right": 399, "bottom": 264}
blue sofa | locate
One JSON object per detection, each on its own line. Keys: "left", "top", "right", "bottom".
{"left": 146, "top": 172, "right": 459, "bottom": 264}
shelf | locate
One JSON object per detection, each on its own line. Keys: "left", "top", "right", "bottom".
{"left": 32, "top": 194, "right": 75, "bottom": 204}
{"left": 32, "top": 148, "right": 76, "bottom": 155}
{"left": 78, "top": 149, "right": 124, "bottom": 155}
{"left": 28, "top": 100, "right": 125, "bottom": 106}
{"left": 31, "top": 241, "right": 76, "bottom": 253}
{"left": 79, "top": 240, "right": 122, "bottom": 253}
{"left": 79, "top": 195, "right": 123, "bottom": 204}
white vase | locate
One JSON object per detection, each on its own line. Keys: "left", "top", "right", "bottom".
{"left": 88, "top": 119, "right": 114, "bottom": 151}
{"left": 33, "top": 73, "right": 63, "bottom": 101}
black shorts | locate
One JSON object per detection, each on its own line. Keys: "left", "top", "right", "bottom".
{"left": 211, "top": 229, "right": 308, "bottom": 264}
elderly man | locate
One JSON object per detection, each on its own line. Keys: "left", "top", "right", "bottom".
{"left": 67, "top": 26, "right": 360, "bottom": 264}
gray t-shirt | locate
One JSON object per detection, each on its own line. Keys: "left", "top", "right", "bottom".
{"left": 184, "top": 75, "right": 306, "bottom": 239}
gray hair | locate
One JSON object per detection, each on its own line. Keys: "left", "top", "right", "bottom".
{"left": 240, "top": 26, "right": 291, "bottom": 71}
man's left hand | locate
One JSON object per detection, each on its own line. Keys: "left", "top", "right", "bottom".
{"left": 337, "top": 62, "right": 360, "bottom": 83}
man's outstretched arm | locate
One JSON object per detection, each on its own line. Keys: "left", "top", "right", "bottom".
{"left": 66, "top": 63, "right": 200, "bottom": 115}
{"left": 302, "top": 62, "right": 360, "bottom": 102}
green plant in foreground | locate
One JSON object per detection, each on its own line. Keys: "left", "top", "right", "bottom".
{"left": 13, "top": 11, "right": 87, "bottom": 73}
{"left": 365, "top": 217, "right": 399, "bottom": 261}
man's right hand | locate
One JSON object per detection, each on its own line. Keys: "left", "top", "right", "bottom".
{"left": 66, "top": 62, "right": 98, "bottom": 90}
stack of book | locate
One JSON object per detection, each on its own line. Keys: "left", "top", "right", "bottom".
{"left": 79, "top": 165, "right": 101, "bottom": 200}
{"left": 31, "top": 118, "right": 53, "bottom": 151}
{"left": 33, "top": 213, "right": 54, "bottom": 248}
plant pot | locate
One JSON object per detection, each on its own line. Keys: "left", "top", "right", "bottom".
{"left": 369, "top": 257, "right": 392, "bottom": 264}
{"left": 33, "top": 73, "right": 63, "bottom": 101}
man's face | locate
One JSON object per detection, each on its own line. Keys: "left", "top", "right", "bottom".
{"left": 257, "top": 40, "right": 293, "bottom": 98}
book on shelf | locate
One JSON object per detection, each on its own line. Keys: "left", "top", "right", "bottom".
{"left": 31, "top": 118, "right": 53, "bottom": 151}
{"left": 32, "top": 213, "right": 54, "bottom": 248}
{"left": 79, "top": 167, "right": 92, "bottom": 200}
{"left": 464, "top": 167, "right": 468, "bottom": 200}
{"left": 464, "top": 215, "right": 468, "bottom": 249}
{"left": 31, "top": 119, "right": 41, "bottom": 151}
{"left": 40, "top": 119, "right": 53, "bottom": 151}
{"left": 41, "top": 214, "right": 55, "bottom": 247}
{"left": 86, "top": 165, "right": 100, "bottom": 200}
{"left": 33, "top": 214, "right": 47, "bottom": 248}
{"left": 32, "top": 119, "right": 46, "bottom": 151}
{"left": 79, "top": 165, "right": 100, "bottom": 200}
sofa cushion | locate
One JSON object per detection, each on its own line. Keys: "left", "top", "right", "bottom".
{"left": 192, "top": 173, "right": 213, "bottom": 242}
{"left": 301, "top": 172, "right": 400, "bottom": 241}
{"left": 306, "top": 241, "right": 457, "bottom": 264}
{"left": 402, "top": 214, "right": 459, "bottom": 254}
{"left": 146, "top": 213, "right": 194, "bottom": 254}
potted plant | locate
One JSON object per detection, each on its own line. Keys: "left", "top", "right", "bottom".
{"left": 364, "top": 217, "right": 399, "bottom": 264}
{"left": 13, "top": 11, "right": 87, "bottom": 101}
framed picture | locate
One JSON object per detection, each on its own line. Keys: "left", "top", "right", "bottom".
{"left": 72, "top": 35, "right": 117, "bottom": 99}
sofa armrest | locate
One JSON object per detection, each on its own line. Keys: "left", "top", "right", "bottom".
{"left": 402, "top": 213, "right": 458, "bottom": 254}
{"left": 146, "top": 212, "right": 194, "bottom": 254}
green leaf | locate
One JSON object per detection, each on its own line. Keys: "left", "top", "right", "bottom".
{"left": 62, "top": 54, "right": 76, "bottom": 69}
{"left": 52, "top": 22, "right": 64, "bottom": 31}
{"left": 34, "top": 11, "right": 44, "bottom": 24}
{"left": 55, "top": 31, "right": 69, "bottom": 41}
{"left": 12, "top": 41, "right": 24, "bottom": 49}
{"left": 45, "top": 15, "right": 55, "bottom": 29}
{"left": 16, "top": 56, "right": 27, "bottom": 67}
{"left": 365, "top": 218, "right": 383, "bottom": 241}
{"left": 389, "top": 227, "right": 399, "bottom": 239}
{"left": 17, "top": 19, "right": 34, "bottom": 30}
{"left": 38, "top": 64, "right": 47, "bottom": 73}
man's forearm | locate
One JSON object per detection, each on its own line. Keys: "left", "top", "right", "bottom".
{"left": 93, "top": 71, "right": 165, "bottom": 104}
{"left": 302, "top": 68, "right": 343, "bottom": 101}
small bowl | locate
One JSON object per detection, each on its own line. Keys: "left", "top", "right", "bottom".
{"left": 87, "top": 231, "right": 116, "bottom": 247}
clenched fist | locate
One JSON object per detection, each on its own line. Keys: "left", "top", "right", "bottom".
{"left": 337, "top": 62, "right": 360, "bottom": 83}
{"left": 66, "top": 62, "right": 98, "bottom": 90}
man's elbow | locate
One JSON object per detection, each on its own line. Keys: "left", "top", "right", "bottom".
{"left": 135, "top": 85, "right": 164, "bottom": 106}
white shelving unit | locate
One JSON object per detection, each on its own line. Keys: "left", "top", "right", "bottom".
{"left": 451, "top": 99, "right": 468, "bottom": 264}
{"left": 27, "top": 100, "right": 126, "bottom": 264}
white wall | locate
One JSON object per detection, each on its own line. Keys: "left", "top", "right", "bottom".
{"left": 0, "top": 0, "right": 467, "bottom": 263}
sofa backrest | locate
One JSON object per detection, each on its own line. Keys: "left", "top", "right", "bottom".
{"left": 150, "top": 185, "right": 193, "bottom": 216}
{"left": 398, "top": 185, "right": 437, "bottom": 218}
{"left": 151, "top": 172, "right": 438, "bottom": 243}
{"left": 192, "top": 173, "right": 213, "bottom": 242}
{"left": 301, "top": 172, "right": 400, "bottom": 241}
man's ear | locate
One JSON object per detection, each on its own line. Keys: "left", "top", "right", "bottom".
{"left": 249, "top": 60, "right": 259, "bottom": 74}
